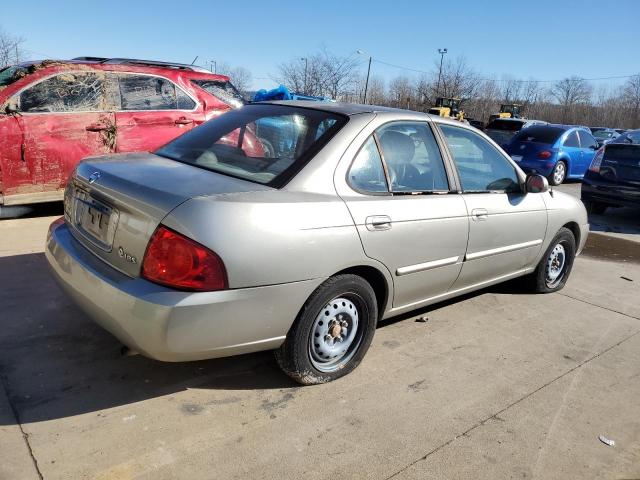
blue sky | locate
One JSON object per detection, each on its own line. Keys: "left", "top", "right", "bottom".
{"left": 4, "top": 0, "right": 640, "bottom": 90}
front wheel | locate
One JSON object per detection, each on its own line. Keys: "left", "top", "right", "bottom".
{"left": 275, "top": 274, "right": 378, "bottom": 385}
{"left": 548, "top": 161, "right": 567, "bottom": 186}
{"left": 525, "top": 227, "right": 576, "bottom": 293}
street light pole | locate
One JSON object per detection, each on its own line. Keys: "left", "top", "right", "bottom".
{"left": 210, "top": 60, "right": 217, "bottom": 74}
{"left": 301, "top": 57, "right": 308, "bottom": 94}
{"left": 436, "top": 48, "right": 447, "bottom": 97}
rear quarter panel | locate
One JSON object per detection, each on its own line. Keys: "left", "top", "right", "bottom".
{"left": 161, "top": 190, "right": 382, "bottom": 289}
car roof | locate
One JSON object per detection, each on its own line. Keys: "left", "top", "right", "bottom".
{"left": 255, "top": 100, "right": 426, "bottom": 117}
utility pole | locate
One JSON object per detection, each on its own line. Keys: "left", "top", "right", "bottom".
{"left": 210, "top": 60, "right": 217, "bottom": 73}
{"left": 301, "top": 57, "right": 308, "bottom": 94}
{"left": 436, "top": 48, "right": 447, "bottom": 97}
{"left": 357, "top": 49, "right": 372, "bottom": 104}
{"left": 15, "top": 45, "right": 19, "bottom": 64}
{"left": 363, "top": 55, "right": 372, "bottom": 104}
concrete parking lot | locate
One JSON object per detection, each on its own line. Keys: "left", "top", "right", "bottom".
{"left": 1, "top": 185, "right": 639, "bottom": 480}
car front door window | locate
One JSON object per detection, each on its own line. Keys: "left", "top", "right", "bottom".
{"left": 439, "top": 124, "right": 519, "bottom": 192}
{"left": 19, "top": 72, "right": 106, "bottom": 113}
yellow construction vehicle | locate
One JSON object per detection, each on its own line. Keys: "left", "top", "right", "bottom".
{"left": 428, "top": 97, "right": 465, "bottom": 122}
{"left": 489, "top": 103, "right": 523, "bottom": 122}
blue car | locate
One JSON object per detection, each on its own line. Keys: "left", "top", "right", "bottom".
{"left": 504, "top": 125, "right": 599, "bottom": 185}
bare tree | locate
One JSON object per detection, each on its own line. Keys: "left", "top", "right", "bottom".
{"left": 550, "top": 76, "right": 593, "bottom": 123}
{"left": 216, "top": 62, "right": 253, "bottom": 95}
{"left": 276, "top": 49, "right": 359, "bottom": 100}
{"left": 0, "top": 27, "right": 25, "bottom": 68}
{"left": 622, "top": 74, "right": 640, "bottom": 128}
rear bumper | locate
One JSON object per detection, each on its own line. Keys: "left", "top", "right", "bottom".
{"left": 45, "top": 218, "right": 323, "bottom": 361}
{"left": 581, "top": 177, "right": 640, "bottom": 208}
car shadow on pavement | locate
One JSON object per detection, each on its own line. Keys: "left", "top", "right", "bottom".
{"left": 0, "top": 252, "right": 300, "bottom": 426}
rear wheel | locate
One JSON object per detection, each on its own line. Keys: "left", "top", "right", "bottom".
{"left": 275, "top": 274, "right": 378, "bottom": 385}
{"left": 583, "top": 199, "right": 608, "bottom": 215}
{"left": 525, "top": 227, "right": 576, "bottom": 293}
{"left": 548, "top": 161, "right": 567, "bottom": 186}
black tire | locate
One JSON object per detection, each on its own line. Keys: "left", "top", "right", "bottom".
{"left": 548, "top": 161, "right": 567, "bottom": 186}
{"left": 525, "top": 227, "right": 576, "bottom": 293}
{"left": 583, "top": 199, "right": 607, "bottom": 215}
{"left": 275, "top": 274, "right": 378, "bottom": 385}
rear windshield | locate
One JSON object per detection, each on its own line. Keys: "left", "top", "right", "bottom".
{"left": 156, "top": 104, "right": 346, "bottom": 187}
{"left": 485, "top": 120, "right": 525, "bottom": 131}
{"left": 593, "top": 130, "right": 615, "bottom": 140}
{"left": 191, "top": 79, "right": 245, "bottom": 108}
{"left": 512, "top": 126, "right": 565, "bottom": 144}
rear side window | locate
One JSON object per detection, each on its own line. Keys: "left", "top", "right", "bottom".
{"left": 348, "top": 136, "right": 388, "bottom": 193}
{"left": 376, "top": 122, "right": 449, "bottom": 192}
{"left": 191, "top": 79, "right": 245, "bottom": 108}
{"left": 440, "top": 124, "right": 519, "bottom": 193}
{"left": 512, "top": 126, "right": 564, "bottom": 144}
{"left": 578, "top": 130, "right": 598, "bottom": 149}
{"left": 19, "top": 72, "right": 105, "bottom": 113}
{"left": 563, "top": 131, "right": 580, "bottom": 147}
{"left": 119, "top": 74, "right": 195, "bottom": 111}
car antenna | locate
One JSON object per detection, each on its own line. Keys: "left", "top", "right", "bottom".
{"left": 190, "top": 56, "right": 198, "bottom": 65}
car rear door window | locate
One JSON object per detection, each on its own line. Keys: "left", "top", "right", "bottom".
{"left": 578, "top": 130, "right": 598, "bottom": 149}
{"left": 119, "top": 74, "right": 193, "bottom": 111}
{"left": 19, "top": 72, "right": 105, "bottom": 113}
{"left": 376, "top": 122, "right": 449, "bottom": 192}
{"left": 440, "top": 124, "right": 519, "bottom": 192}
{"left": 563, "top": 131, "right": 580, "bottom": 147}
{"left": 348, "top": 136, "right": 389, "bottom": 193}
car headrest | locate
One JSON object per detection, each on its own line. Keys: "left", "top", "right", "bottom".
{"left": 379, "top": 130, "right": 415, "bottom": 165}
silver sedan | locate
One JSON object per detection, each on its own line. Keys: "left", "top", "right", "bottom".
{"left": 46, "top": 101, "right": 588, "bottom": 384}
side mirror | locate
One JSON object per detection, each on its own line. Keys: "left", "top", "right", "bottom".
{"left": 525, "top": 174, "right": 549, "bottom": 193}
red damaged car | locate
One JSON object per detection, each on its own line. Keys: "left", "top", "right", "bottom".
{"left": 0, "top": 57, "right": 248, "bottom": 215}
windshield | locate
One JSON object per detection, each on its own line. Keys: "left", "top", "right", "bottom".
{"left": 191, "top": 79, "right": 246, "bottom": 108}
{"left": 0, "top": 65, "right": 28, "bottom": 88}
{"left": 512, "top": 126, "right": 565, "bottom": 144}
{"left": 613, "top": 130, "right": 640, "bottom": 145}
{"left": 593, "top": 130, "right": 615, "bottom": 140}
{"left": 156, "top": 104, "right": 346, "bottom": 186}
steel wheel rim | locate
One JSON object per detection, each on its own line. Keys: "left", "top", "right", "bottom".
{"left": 553, "top": 163, "right": 565, "bottom": 184}
{"left": 545, "top": 243, "right": 566, "bottom": 287}
{"left": 308, "top": 295, "right": 364, "bottom": 373}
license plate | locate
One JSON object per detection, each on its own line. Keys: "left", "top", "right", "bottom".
{"left": 73, "top": 189, "right": 118, "bottom": 249}
{"left": 511, "top": 155, "right": 523, "bottom": 162}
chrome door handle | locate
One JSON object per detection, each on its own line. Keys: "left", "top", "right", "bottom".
{"left": 471, "top": 208, "right": 489, "bottom": 220}
{"left": 365, "top": 215, "right": 392, "bottom": 231}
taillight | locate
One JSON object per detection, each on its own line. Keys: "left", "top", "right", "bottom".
{"left": 589, "top": 147, "right": 605, "bottom": 173}
{"left": 537, "top": 150, "right": 552, "bottom": 159}
{"left": 142, "top": 226, "right": 227, "bottom": 291}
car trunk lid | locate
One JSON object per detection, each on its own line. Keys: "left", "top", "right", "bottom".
{"left": 65, "top": 152, "right": 271, "bottom": 277}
